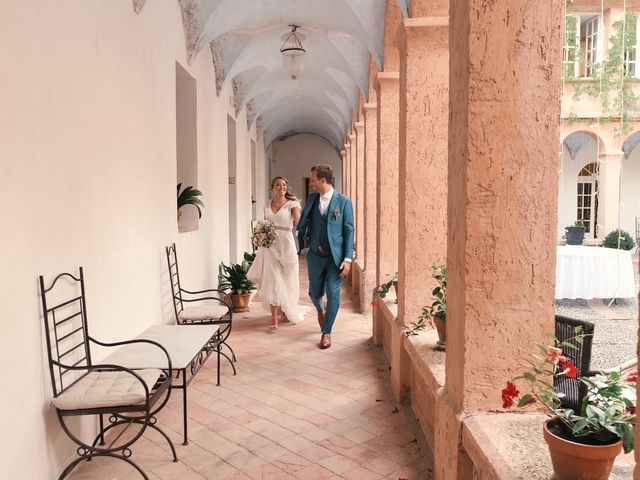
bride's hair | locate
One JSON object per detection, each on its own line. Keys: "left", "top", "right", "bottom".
{"left": 271, "top": 176, "right": 298, "bottom": 201}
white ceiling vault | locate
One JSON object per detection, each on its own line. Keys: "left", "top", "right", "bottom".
{"left": 166, "top": 0, "right": 409, "bottom": 149}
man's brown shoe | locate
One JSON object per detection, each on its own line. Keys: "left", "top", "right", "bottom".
{"left": 319, "top": 333, "right": 331, "bottom": 349}
{"left": 317, "top": 311, "right": 325, "bottom": 330}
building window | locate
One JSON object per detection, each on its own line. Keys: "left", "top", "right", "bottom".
{"left": 582, "top": 16, "right": 599, "bottom": 78}
{"left": 564, "top": 15, "right": 579, "bottom": 79}
{"left": 624, "top": 14, "right": 639, "bottom": 77}
{"left": 577, "top": 162, "right": 599, "bottom": 237}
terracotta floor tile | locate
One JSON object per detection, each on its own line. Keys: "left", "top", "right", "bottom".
{"left": 318, "top": 453, "right": 358, "bottom": 475}
{"left": 65, "top": 265, "right": 431, "bottom": 480}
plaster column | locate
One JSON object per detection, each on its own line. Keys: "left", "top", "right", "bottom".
{"left": 434, "top": 1, "right": 562, "bottom": 478}
{"left": 375, "top": 73, "right": 400, "bottom": 289}
{"left": 359, "top": 102, "right": 378, "bottom": 314}
{"left": 344, "top": 143, "right": 352, "bottom": 196}
{"left": 340, "top": 149, "right": 347, "bottom": 193}
{"left": 355, "top": 122, "right": 366, "bottom": 263}
{"left": 598, "top": 152, "right": 623, "bottom": 237}
{"left": 396, "top": 17, "right": 449, "bottom": 326}
{"left": 349, "top": 132, "right": 357, "bottom": 205}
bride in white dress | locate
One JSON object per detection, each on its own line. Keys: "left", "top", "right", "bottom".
{"left": 248, "top": 177, "right": 306, "bottom": 332}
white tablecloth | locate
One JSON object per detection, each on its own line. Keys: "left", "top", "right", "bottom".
{"left": 555, "top": 245, "right": 636, "bottom": 299}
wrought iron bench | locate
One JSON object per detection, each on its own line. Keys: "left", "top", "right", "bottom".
{"left": 40, "top": 267, "right": 177, "bottom": 479}
{"left": 166, "top": 243, "right": 236, "bottom": 385}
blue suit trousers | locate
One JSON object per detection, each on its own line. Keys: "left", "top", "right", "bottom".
{"left": 307, "top": 251, "right": 342, "bottom": 334}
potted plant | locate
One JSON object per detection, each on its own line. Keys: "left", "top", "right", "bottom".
{"left": 404, "top": 263, "right": 447, "bottom": 348}
{"left": 602, "top": 229, "right": 636, "bottom": 250}
{"left": 371, "top": 272, "right": 398, "bottom": 308}
{"left": 218, "top": 260, "right": 256, "bottom": 312}
{"left": 565, "top": 220, "right": 586, "bottom": 245}
{"left": 503, "top": 327, "right": 636, "bottom": 480}
{"left": 177, "top": 183, "right": 204, "bottom": 220}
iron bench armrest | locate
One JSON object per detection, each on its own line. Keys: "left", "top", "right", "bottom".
{"left": 179, "top": 288, "right": 233, "bottom": 310}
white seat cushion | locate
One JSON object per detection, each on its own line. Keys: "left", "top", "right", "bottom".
{"left": 178, "top": 304, "right": 229, "bottom": 322}
{"left": 53, "top": 369, "right": 163, "bottom": 410}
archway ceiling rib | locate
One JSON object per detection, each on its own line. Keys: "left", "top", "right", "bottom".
{"left": 183, "top": 0, "right": 388, "bottom": 148}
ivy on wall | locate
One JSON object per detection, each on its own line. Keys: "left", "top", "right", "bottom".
{"left": 564, "top": 12, "right": 640, "bottom": 136}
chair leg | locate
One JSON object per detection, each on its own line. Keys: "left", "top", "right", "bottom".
{"left": 59, "top": 452, "right": 149, "bottom": 480}
{"left": 223, "top": 341, "right": 237, "bottom": 362}
{"left": 219, "top": 351, "right": 237, "bottom": 375}
{"left": 217, "top": 344, "right": 221, "bottom": 386}
{"left": 147, "top": 422, "right": 178, "bottom": 461}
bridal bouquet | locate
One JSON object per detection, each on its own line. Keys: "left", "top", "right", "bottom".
{"left": 251, "top": 220, "right": 277, "bottom": 248}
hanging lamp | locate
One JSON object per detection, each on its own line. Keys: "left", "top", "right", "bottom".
{"left": 280, "top": 24, "right": 305, "bottom": 79}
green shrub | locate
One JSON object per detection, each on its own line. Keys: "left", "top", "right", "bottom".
{"left": 602, "top": 229, "right": 636, "bottom": 250}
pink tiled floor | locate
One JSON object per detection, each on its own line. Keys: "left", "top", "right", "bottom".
{"left": 67, "top": 262, "right": 432, "bottom": 479}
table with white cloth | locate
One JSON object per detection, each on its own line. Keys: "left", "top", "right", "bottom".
{"left": 555, "top": 245, "right": 636, "bottom": 300}
{"left": 102, "top": 324, "right": 219, "bottom": 445}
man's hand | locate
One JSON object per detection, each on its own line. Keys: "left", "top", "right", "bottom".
{"left": 339, "top": 261, "right": 351, "bottom": 278}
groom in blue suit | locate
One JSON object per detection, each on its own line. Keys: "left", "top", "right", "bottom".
{"left": 297, "top": 164, "right": 355, "bottom": 349}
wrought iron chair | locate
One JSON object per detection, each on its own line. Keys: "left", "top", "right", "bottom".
{"left": 554, "top": 315, "right": 596, "bottom": 412}
{"left": 40, "top": 267, "right": 177, "bottom": 480}
{"left": 165, "top": 243, "right": 236, "bottom": 385}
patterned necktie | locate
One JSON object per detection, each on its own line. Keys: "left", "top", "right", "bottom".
{"left": 320, "top": 195, "right": 329, "bottom": 215}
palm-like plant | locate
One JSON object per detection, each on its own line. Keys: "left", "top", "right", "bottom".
{"left": 177, "top": 183, "right": 204, "bottom": 218}
{"left": 218, "top": 261, "right": 255, "bottom": 294}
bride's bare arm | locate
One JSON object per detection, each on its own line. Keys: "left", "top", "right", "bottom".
{"left": 291, "top": 207, "right": 301, "bottom": 228}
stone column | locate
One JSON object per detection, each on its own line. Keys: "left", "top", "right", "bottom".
{"left": 396, "top": 17, "right": 449, "bottom": 326}
{"left": 359, "top": 102, "right": 378, "bottom": 313}
{"left": 375, "top": 72, "right": 400, "bottom": 289}
{"left": 598, "top": 152, "right": 623, "bottom": 237}
{"left": 434, "top": 1, "right": 562, "bottom": 479}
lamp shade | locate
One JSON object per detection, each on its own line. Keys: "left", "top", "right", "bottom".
{"left": 280, "top": 25, "right": 305, "bottom": 79}
{"left": 282, "top": 54, "right": 304, "bottom": 79}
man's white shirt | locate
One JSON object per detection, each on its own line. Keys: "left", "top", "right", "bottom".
{"left": 319, "top": 187, "right": 334, "bottom": 215}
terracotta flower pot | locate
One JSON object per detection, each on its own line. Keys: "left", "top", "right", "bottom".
{"left": 543, "top": 417, "right": 622, "bottom": 480}
{"left": 434, "top": 318, "right": 446, "bottom": 349}
{"left": 230, "top": 293, "right": 252, "bottom": 312}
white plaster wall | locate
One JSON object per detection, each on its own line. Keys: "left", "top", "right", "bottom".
{"left": 620, "top": 147, "right": 640, "bottom": 236}
{"left": 0, "top": 1, "right": 260, "bottom": 477}
{"left": 557, "top": 139, "right": 600, "bottom": 240}
{"left": 268, "top": 133, "right": 342, "bottom": 207}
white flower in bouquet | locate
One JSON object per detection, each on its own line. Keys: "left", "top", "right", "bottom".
{"left": 252, "top": 220, "right": 277, "bottom": 248}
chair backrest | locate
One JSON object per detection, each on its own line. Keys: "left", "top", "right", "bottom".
{"left": 39, "top": 268, "right": 92, "bottom": 397}
{"left": 554, "top": 314, "right": 595, "bottom": 412}
{"left": 166, "top": 243, "right": 184, "bottom": 319}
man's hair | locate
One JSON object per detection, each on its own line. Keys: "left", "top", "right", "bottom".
{"left": 311, "top": 164, "right": 334, "bottom": 186}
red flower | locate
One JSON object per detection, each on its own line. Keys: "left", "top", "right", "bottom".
{"left": 562, "top": 361, "right": 579, "bottom": 379}
{"left": 501, "top": 381, "right": 519, "bottom": 409}
{"left": 545, "top": 346, "right": 567, "bottom": 365}
{"left": 626, "top": 371, "right": 637, "bottom": 383}
{"left": 627, "top": 405, "right": 636, "bottom": 415}
{"left": 371, "top": 300, "right": 378, "bottom": 308}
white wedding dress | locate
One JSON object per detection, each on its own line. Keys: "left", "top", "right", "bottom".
{"left": 247, "top": 199, "right": 305, "bottom": 323}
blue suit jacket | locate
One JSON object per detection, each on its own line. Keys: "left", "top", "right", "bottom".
{"left": 297, "top": 190, "right": 355, "bottom": 268}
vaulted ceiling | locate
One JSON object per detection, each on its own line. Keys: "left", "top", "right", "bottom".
{"left": 174, "top": 0, "right": 409, "bottom": 149}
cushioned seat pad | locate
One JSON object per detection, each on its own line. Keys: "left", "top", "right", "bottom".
{"left": 178, "top": 304, "right": 229, "bottom": 321}
{"left": 53, "top": 368, "right": 163, "bottom": 410}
